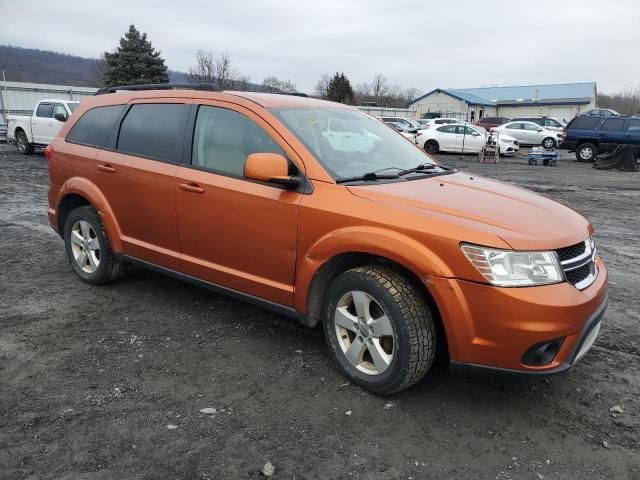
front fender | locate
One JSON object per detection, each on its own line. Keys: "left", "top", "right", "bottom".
{"left": 56, "top": 177, "right": 124, "bottom": 252}
{"left": 293, "top": 226, "right": 453, "bottom": 313}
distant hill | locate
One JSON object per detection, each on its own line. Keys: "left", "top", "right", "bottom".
{"left": 0, "top": 45, "right": 264, "bottom": 90}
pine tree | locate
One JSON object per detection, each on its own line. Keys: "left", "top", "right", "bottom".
{"left": 103, "top": 25, "right": 169, "bottom": 87}
{"left": 326, "top": 72, "right": 354, "bottom": 104}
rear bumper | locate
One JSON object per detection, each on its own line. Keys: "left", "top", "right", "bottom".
{"left": 425, "top": 256, "right": 608, "bottom": 375}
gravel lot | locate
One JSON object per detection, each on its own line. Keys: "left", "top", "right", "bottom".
{"left": 1, "top": 142, "right": 639, "bottom": 479}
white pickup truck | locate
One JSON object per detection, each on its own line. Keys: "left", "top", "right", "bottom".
{"left": 7, "top": 99, "right": 79, "bottom": 154}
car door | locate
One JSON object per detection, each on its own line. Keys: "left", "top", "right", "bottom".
{"left": 175, "top": 102, "right": 303, "bottom": 306}
{"left": 522, "top": 122, "right": 543, "bottom": 143}
{"left": 43, "top": 103, "right": 69, "bottom": 144}
{"left": 93, "top": 100, "right": 188, "bottom": 270}
{"left": 461, "top": 126, "right": 484, "bottom": 152}
{"left": 625, "top": 118, "right": 640, "bottom": 145}
{"left": 504, "top": 122, "right": 525, "bottom": 142}
{"left": 598, "top": 117, "right": 626, "bottom": 144}
{"left": 434, "top": 125, "right": 457, "bottom": 150}
{"left": 31, "top": 102, "right": 54, "bottom": 144}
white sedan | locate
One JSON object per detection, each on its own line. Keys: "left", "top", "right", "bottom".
{"left": 494, "top": 121, "right": 563, "bottom": 148}
{"left": 416, "top": 124, "right": 519, "bottom": 155}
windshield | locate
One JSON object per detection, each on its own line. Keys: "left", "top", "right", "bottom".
{"left": 67, "top": 102, "right": 80, "bottom": 112}
{"left": 270, "top": 107, "right": 437, "bottom": 180}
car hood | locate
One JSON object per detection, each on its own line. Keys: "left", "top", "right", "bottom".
{"left": 347, "top": 172, "right": 590, "bottom": 250}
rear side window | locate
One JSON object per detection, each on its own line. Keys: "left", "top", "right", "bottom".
{"left": 600, "top": 118, "right": 625, "bottom": 132}
{"left": 628, "top": 119, "right": 640, "bottom": 131}
{"left": 67, "top": 105, "right": 126, "bottom": 147}
{"left": 117, "top": 104, "right": 189, "bottom": 163}
{"left": 568, "top": 117, "right": 600, "bottom": 130}
{"left": 36, "top": 103, "right": 53, "bottom": 118}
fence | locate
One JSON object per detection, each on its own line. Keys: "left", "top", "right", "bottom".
{"left": 0, "top": 81, "right": 98, "bottom": 140}
{"left": 357, "top": 106, "right": 417, "bottom": 119}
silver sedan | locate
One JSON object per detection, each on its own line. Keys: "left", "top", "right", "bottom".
{"left": 494, "top": 121, "right": 563, "bottom": 148}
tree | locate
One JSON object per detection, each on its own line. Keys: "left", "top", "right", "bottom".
{"left": 262, "top": 76, "right": 297, "bottom": 93}
{"left": 103, "top": 25, "right": 169, "bottom": 86}
{"left": 314, "top": 73, "right": 331, "bottom": 99}
{"left": 326, "top": 72, "right": 354, "bottom": 104}
{"left": 371, "top": 73, "right": 389, "bottom": 104}
{"left": 187, "top": 50, "right": 240, "bottom": 89}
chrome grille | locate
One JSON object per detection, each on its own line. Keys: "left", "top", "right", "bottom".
{"left": 556, "top": 238, "right": 598, "bottom": 290}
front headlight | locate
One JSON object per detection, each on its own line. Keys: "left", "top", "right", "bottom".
{"left": 461, "top": 243, "right": 564, "bottom": 286}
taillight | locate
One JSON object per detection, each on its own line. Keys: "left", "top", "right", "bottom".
{"left": 44, "top": 145, "right": 54, "bottom": 161}
{"left": 562, "top": 130, "right": 566, "bottom": 143}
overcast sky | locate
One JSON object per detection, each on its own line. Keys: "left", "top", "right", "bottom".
{"left": 1, "top": 0, "right": 638, "bottom": 94}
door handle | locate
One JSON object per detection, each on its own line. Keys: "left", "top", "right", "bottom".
{"left": 97, "top": 164, "right": 116, "bottom": 173}
{"left": 179, "top": 183, "right": 205, "bottom": 193}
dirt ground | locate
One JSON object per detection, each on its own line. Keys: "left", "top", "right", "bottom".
{"left": 0, "top": 142, "right": 639, "bottom": 480}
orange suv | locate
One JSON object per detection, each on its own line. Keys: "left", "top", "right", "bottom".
{"left": 47, "top": 84, "right": 608, "bottom": 394}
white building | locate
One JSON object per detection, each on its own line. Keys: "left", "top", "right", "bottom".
{"left": 408, "top": 82, "right": 597, "bottom": 123}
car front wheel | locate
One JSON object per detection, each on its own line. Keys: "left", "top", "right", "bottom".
{"left": 323, "top": 265, "right": 436, "bottom": 395}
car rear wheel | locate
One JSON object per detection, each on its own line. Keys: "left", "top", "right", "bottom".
{"left": 16, "top": 131, "right": 34, "bottom": 155}
{"left": 64, "top": 206, "right": 125, "bottom": 285}
{"left": 576, "top": 143, "right": 597, "bottom": 162}
{"left": 542, "top": 137, "right": 556, "bottom": 149}
{"left": 323, "top": 265, "right": 436, "bottom": 395}
{"left": 424, "top": 140, "right": 439, "bottom": 154}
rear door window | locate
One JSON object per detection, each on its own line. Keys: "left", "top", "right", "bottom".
{"left": 506, "top": 123, "right": 522, "bottom": 130}
{"left": 436, "top": 125, "right": 457, "bottom": 134}
{"left": 117, "top": 103, "right": 189, "bottom": 163}
{"left": 66, "top": 104, "right": 126, "bottom": 147}
{"left": 628, "top": 119, "right": 640, "bottom": 131}
{"left": 600, "top": 118, "right": 625, "bottom": 132}
{"left": 568, "top": 117, "right": 600, "bottom": 129}
{"left": 36, "top": 103, "right": 54, "bottom": 118}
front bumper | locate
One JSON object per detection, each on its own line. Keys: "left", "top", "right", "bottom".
{"left": 425, "top": 256, "right": 608, "bottom": 376}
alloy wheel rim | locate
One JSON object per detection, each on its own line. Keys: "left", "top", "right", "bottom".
{"left": 334, "top": 290, "right": 395, "bottom": 375}
{"left": 581, "top": 148, "right": 593, "bottom": 160}
{"left": 70, "top": 220, "right": 100, "bottom": 273}
{"left": 17, "top": 136, "right": 26, "bottom": 152}
{"left": 544, "top": 139, "right": 554, "bottom": 148}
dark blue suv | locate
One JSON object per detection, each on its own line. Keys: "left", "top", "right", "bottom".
{"left": 562, "top": 116, "right": 640, "bottom": 161}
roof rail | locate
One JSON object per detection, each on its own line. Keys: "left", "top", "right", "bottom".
{"left": 94, "top": 83, "right": 220, "bottom": 95}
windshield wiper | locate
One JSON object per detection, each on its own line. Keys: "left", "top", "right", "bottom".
{"left": 398, "top": 163, "right": 453, "bottom": 176}
{"left": 336, "top": 171, "right": 400, "bottom": 184}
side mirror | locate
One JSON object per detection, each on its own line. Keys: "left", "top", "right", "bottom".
{"left": 244, "top": 153, "right": 300, "bottom": 188}
{"left": 54, "top": 112, "right": 68, "bottom": 122}
{"left": 536, "top": 128, "right": 543, "bottom": 132}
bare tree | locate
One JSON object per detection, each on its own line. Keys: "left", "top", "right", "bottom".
{"left": 314, "top": 73, "right": 331, "bottom": 99}
{"left": 262, "top": 76, "right": 297, "bottom": 93}
{"left": 187, "top": 50, "right": 240, "bottom": 89}
{"left": 403, "top": 87, "right": 421, "bottom": 106}
{"left": 236, "top": 74, "right": 251, "bottom": 91}
{"left": 187, "top": 50, "right": 216, "bottom": 84}
{"left": 371, "top": 73, "right": 389, "bottom": 104}
{"left": 598, "top": 85, "right": 640, "bottom": 115}
{"left": 214, "top": 52, "right": 238, "bottom": 89}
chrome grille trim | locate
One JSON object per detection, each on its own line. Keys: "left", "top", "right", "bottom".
{"left": 556, "top": 238, "right": 598, "bottom": 290}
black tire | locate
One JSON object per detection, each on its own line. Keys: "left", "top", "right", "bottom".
{"left": 424, "top": 139, "right": 439, "bottom": 154}
{"left": 576, "top": 143, "right": 597, "bottom": 162}
{"left": 63, "top": 206, "right": 125, "bottom": 285}
{"left": 15, "top": 130, "right": 35, "bottom": 155}
{"left": 323, "top": 265, "right": 436, "bottom": 395}
{"left": 542, "top": 137, "right": 556, "bottom": 149}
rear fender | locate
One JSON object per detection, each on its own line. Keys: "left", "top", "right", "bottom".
{"left": 56, "top": 177, "right": 123, "bottom": 252}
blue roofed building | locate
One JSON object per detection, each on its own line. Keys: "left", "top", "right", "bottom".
{"left": 408, "top": 82, "right": 597, "bottom": 123}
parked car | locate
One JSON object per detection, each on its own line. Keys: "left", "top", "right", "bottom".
{"left": 420, "top": 117, "right": 464, "bottom": 129}
{"left": 562, "top": 115, "right": 640, "bottom": 161}
{"left": 578, "top": 108, "right": 621, "bottom": 117}
{"left": 474, "top": 116, "right": 510, "bottom": 131}
{"left": 7, "top": 99, "right": 79, "bottom": 154}
{"left": 494, "top": 121, "right": 563, "bottom": 148}
{"left": 384, "top": 121, "right": 418, "bottom": 142}
{"left": 512, "top": 116, "right": 566, "bottom": 131}
{"left": 379, "top": 116, "right": 421, "bottom": 129}
{"left": 416, "top": 124, "right": 519, "bottom": 155}
{"left": 47, "top": 84, "right": 607, "bottom": 394}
